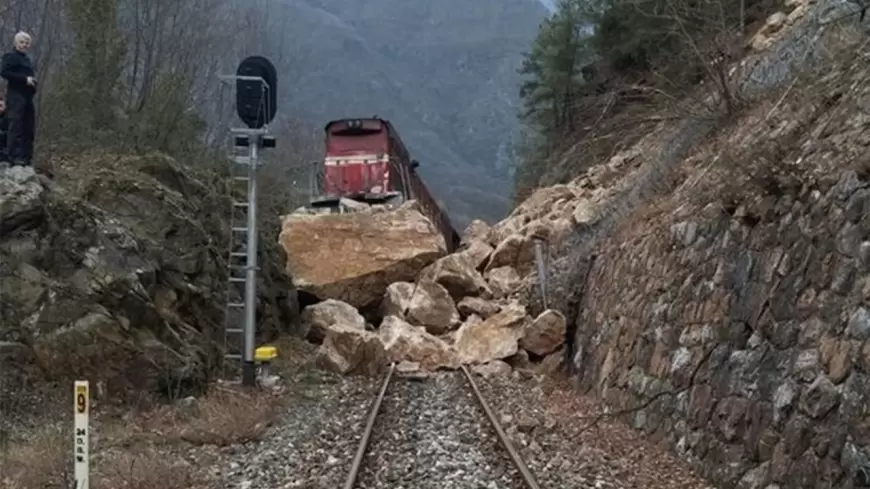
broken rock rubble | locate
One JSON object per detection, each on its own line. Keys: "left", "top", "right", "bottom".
{"left": 304, "top": 217, "right": 572, "bottom": 375}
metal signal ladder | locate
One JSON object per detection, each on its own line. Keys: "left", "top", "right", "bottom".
{"left": 222, "top": 144, "right": 256, "bottom": 379}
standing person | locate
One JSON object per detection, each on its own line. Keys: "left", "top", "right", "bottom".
{"left": 0, "top": 96, "right": 8, "bottom": 163}
{"left": 0, "top": 32, "right": 37, "bottom": 167}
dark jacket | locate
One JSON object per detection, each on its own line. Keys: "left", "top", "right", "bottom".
{"left": 0, "top": 109, "right": 7, "bottom": 156}
{"left": 0, "top": 50, "right": 36, "bottom": 97}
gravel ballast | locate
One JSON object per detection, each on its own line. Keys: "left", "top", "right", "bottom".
{"left": 211, "top": 366, "right": 715, "bottom": 489}
{"left": 217, "top": 370, "right": 383, "bottom": 488}
{"left": 355, "top": 371, "right": 525, "bottom": 489}
{"left": 4, "top": 355, "right": 718, "bottom": 489}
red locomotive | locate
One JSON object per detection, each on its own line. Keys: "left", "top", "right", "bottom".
{"left": 308, "top": 117, "right": 461, "bottom": 252}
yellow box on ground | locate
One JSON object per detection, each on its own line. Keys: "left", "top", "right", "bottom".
{"left": 255, "top": 345, "right": 278, "bottom": 362}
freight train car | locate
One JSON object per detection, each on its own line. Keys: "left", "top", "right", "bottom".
{"left": 308, "top": 117, "right": 461, "bottom": 252}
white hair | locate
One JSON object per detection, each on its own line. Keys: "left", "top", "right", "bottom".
{"left": 13, "top": 32, "right": 31, "bottom": 44}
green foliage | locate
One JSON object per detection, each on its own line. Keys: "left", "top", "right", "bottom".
{"left": 518, "top": 0, "right": 591, "bottom": 137}
{"left": 46, "top": 0, "right": 209, "bottom": 158}
{"left": 125, "top": 73, "right": 207, "bottom": 156}
{"left": 56, "top": 0, "right": 127, "bottom": 137}
{"left": 509, "top": 127, "right": 550, "bottom": 204}
{"left": 590, "top": 0, "right": 670, "bottom": 75}
{"left": 514, "top": 0, "right": 766, "bottom": 195}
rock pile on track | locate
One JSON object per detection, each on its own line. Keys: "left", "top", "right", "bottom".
{"left": 298, "top": 221, "right": 571, "bottom": 374}
{"left": 283, "top": 164, "right": 632, "bottom": 375}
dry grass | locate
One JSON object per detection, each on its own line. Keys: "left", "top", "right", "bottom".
{"left": 92, "top": 451, "right": 200, "bottom": 489}
{"left": 0, "top": 424, "right": 72, "bottom": 489}
{"left": 680, "top": 31, "right": 870, "bottom": 205}
{"left": 1, "top": 439, "right": 203, "bottom": 489}
{"left": 139, "top": 386, "right": 279, "bottom": 447}
{"left": 1, "top": 384, "right": 282, "bottom": 489}
{"left": 536, "top": 378, "right": 709, "bottom": 489}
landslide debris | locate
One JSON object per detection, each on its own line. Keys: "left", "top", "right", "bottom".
{"left": 290, "top": 210, "right": 576, "bottom": 376}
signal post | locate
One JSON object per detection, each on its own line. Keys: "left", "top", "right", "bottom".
{"left": 220, "top": 56, "right": 278, "bottom": 387}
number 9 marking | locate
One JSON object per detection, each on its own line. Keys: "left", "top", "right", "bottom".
{"left": 76, "top": 392, "right": 86, "bottom": 413}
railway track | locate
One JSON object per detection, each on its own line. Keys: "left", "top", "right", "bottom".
{"left": 342, "top": 363, "right": 543, "bottom": 489}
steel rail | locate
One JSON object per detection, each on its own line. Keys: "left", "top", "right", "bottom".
{"left": 342, "top": 362, "right": 396, "bottom": 489}
{"left": 460, "top": 364, "right": 543, "bottom": 489}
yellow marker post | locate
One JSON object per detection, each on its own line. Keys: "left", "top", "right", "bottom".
{"left": 73, "top": 381, "right": 89, "bottom": 489}
{"left": 255, "top": 346, "right": 279, "bottom": 381}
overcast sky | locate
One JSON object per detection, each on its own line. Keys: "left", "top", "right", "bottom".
{"left": 538, "top": 0, "right": 555, "bottom": 11}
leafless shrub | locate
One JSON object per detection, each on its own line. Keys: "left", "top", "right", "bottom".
{"left": 681, "top": 27, "right": 870, "bottom": 211}
{"left": 93, "top": 451, "right": 199, "bottom": 489}
{"left": 0, "top": 423, "right": 73, "bottom": 489}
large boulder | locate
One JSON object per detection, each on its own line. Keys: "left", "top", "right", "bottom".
{"left": 461, "top": 219, "right": 491, "bottom": 245}
{"left": 279, "top": 200, "right": 447, "bottom": 309}
{"left": 418, "top": 253, "right": 492, "bottom": 301}
{"left": 471, "top": 360, "right": 513, "bottom": 378}
{"left": 457, "top": 296, "right": 501, "bottom": 319}
{"left": 519, "top": 309, "right": 566, "bottom": 357}
{"left": 485, "top": 266, "right": 522, "bottom": 299}
{"left": 456, "top": 240, "right": 493, "bottom": 270}
{"left": 453, "top": 302, "right": 529, "bottom": 364}
{"left": 381, "top": 281, "right": 460, "bottom": 335}
{"left": 487, "top": 184, "right": 576, "bottom": 245}
{"left": 315, "top": 323, "right": 387, "bottom": 375}
{"left": 301, "top": 299, "right": 366, "bottom": 343}
{"left": 378, "top": 315, "right": 459, "bottom": 370}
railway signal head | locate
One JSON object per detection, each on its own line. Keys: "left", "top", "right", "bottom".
{"left": 235, "top": 55, "right": 278, "bottom": 129}
{"left": 233, "top": 134, "right": 277, "bottom": 149}
{"left": 261, "top": 135, "right": 276, "bottom": 148}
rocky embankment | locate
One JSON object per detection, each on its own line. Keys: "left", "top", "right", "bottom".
{"left": 0, "top": 154, "right": 298, "bottom": 414}
{"left": 507, "top": 10, "right": 870, "bottom": 489}
{"left": 569, "top": 58, "right": 870, "bottom": 489}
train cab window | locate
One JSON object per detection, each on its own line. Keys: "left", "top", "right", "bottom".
{"left": 389, "top": 157, "right": 406, "bottom": 194}
{"left": 331, "top": 119, "right": 383, "bottom": 136}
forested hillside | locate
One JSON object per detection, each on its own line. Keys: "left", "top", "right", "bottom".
{"left": 513, "top": 0, "right": 782, "bottom": 202}
{"left": 0, "top": 0, "right": 312, "bottom": 170}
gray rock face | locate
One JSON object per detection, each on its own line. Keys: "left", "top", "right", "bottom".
{"left": 0, "top": 166, "right": 43, "bottom": 234}
{"left": 502, "top": 1, "right": 870, "bottom": 486}
{"left": 0, "top": 155, "right": 299, "bottom": 402}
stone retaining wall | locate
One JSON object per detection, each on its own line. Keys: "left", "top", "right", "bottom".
{"left": 574, "top": 170, "right": 870, "bottom": 489}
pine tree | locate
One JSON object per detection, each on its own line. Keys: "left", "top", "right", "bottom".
{"left": 518, "top": 0, "right": 590, "bottom": 141}
{"left": 58, "top": 0, "right": 127, "bottom": 137}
